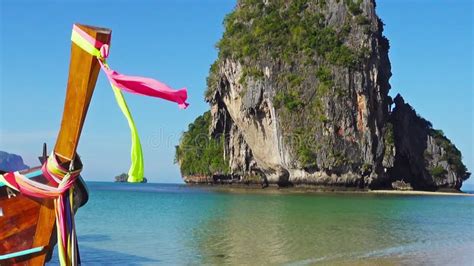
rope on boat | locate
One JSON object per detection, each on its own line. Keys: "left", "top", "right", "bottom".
{"left": 72, "top": 24, "right": 188, "bottom": 183}
{"left": 0, "top": 153, "right": 82, "bottom": 266}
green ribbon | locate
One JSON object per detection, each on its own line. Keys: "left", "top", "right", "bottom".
{"left": 109, "top": 82, "right": 144, "bottom": 182}
{"left": 71, "top": 31, "right": 144, "bottom": 182}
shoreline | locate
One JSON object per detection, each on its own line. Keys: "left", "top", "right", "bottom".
{"left": 184, "top": 183, "right": 473, "bottom": 196}
{"left": 367, "top": 190, "right": 473, "bottom": 196}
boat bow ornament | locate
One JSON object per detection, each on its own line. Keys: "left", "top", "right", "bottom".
{"left": 0, "top": 24, "right": 189, "bottom": 265}
{"left": 72, "top": 24, "right": 189, "bottom": 183}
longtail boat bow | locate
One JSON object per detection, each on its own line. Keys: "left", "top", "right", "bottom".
{"left": 0, "top": 23, "right": 188, "bottom": 266}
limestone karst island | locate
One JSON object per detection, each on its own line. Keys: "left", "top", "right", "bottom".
{"left": 176, "top": 0, "right": 470, "bottom": 191}
{"left": 1, "top": 0, "right": 472, "bottom": 265}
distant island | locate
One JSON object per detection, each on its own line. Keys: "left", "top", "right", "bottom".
{"left": 0, "top": 151, "right": 29, "bottom": 172}
{"left": 114, "top": 173, "right": 148, "bottom": 183}
{"left": 175, "top": 0, "right": 470, "bottom": 191}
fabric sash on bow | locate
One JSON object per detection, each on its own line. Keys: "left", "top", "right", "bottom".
{"left": 71, "top": 25, "right": 189, "bottom": 182}
{"left": 0, "top": 154, "right": 82, "bottom": 266}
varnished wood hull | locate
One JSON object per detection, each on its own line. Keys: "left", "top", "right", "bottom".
{"left": 0, "top": 168, "right": 88, "bottom": 266}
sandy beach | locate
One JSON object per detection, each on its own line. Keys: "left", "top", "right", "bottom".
{"left": 368, "top": 190, "right": 473, "bottom": 196}
{"left": 186, "top": 183, "right": 473, "bottom": 197}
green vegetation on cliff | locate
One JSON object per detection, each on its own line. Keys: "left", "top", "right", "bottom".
{"left": 205, "top": 0, "right": 367, "bottom": 100}
{"left": 216, "top": 0, "right": 360, "bottom": 67}
{"left": 430, "top": 129, "right": 467, "bottom": 179}
{"left": 429, "top": 166, "right": 447, "bottom": 180}
{"left": 175, "top": 111, "right": 229, "bottom": 176}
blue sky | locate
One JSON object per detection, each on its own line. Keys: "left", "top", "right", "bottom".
{"left": 0, "top": 0, "right": 472, "bottom": 186}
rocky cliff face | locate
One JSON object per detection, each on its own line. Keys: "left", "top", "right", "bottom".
{"left": 0, "top": 151, "right": 29, "bottom": 172}
{"left": 389, "top": 95, "right": 469, "bottom": 190}
{"left": 176, "top": 0, "right": 470, "bottom": 190}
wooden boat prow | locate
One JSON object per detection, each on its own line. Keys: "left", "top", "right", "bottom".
{"left": 0, "top": 24, "right": 111, "bottom": 265}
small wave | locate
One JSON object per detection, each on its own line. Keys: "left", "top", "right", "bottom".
{"left": 286, "top": 240, "right": 474, "bottom": 266}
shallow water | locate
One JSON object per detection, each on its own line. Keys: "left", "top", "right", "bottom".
{"left": 47, "top": 182, "right": 474, "bottom": 265}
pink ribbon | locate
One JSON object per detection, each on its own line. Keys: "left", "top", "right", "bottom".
{"left": 73, "top": 25, "right": 189, "bottom": 109}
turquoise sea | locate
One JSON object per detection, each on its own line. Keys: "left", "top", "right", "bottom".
{"left": 48, "top": 182, "right": 474, "bottom": 265}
